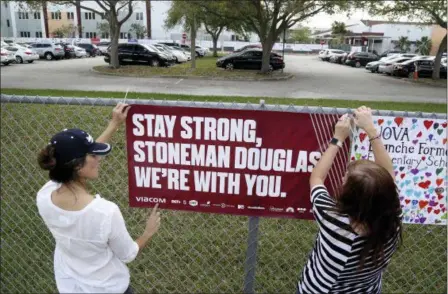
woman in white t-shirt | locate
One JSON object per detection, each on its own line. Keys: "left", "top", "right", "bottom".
{"left": 36, "top": 103, "right": 161, "bottom": 294}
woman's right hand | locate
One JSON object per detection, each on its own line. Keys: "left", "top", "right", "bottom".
{"left": 354, "top": 106, "right": 375, "bottom": 131}
{"left": 144, "top": 203, "right": 161, "bottom": 237}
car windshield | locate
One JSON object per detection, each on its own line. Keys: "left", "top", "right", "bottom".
{"left": 144, "top": 44, "right": 160, "bottom": 53}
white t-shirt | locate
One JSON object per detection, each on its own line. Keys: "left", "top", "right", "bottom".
{"left": 36, "top": 181, "right": 139, "bottom": 293}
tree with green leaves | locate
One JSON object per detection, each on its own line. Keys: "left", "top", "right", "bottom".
{"left": 97, "top": 21, "right": 110, "bottom": 38}
{"left": 363, "top": 0, "right": 447, "bottom": 78}
{"left": 52, "top": 23, "right": 77, "bottom": 38}
{"left": 16, "top": 0, "right": 136, "bottom": 69}
{"left": 331, "top": 21, "right": 347, "bottom": 43}
{"left": 289, "top": 26, "right": 312, "bottom": 43}
{"left": 395, "top": 36, "right": 411, "bottom": 52}
{"left": 129, "top": 23, "right": 147, "bottom": 39}
{"left": 198, "top": 0, "right": 352, "bottom": 73}
{"left": 415, "top": 36, "right": 432, "bottom": 55}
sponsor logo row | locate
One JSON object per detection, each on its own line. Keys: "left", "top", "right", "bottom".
{"left": 136, "top": 197, "right": 311, "bottom": 213}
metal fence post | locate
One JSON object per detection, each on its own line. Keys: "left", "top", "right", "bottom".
{"left": 243, "top": 216, "right": 260, "bottom": 294}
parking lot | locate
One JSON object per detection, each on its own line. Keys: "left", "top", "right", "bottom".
{"left": 1, "top": 54, "right": 446, "bottom": 103}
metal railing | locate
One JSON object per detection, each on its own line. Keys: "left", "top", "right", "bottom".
{"left": 1, "top": 94, "right": 446, "bottom": 293}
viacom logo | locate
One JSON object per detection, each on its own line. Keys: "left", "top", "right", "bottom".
{"left": 136, "top": 197, "right": 166, "bottom": 203}
{"left": 189, "top": 200, "right": 198, "bottom": 207}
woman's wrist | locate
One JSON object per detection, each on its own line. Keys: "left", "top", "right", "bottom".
{"left": 364, "top": 125, "right": 377, "bottom": 138}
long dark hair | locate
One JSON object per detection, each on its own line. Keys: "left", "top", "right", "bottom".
{"left": 38, "top": 145, "right": 86, "bottom": 183}
{"left": 337, "top": 160, "right": 402, "bottom": 268}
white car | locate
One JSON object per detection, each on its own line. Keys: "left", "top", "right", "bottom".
{"left": 73, "top": 45, "right": 87, "bottom": 58}
{"left": 4, "top": 44, "right": 39, "bottom": 64}
{"left": 378, "top": 56, "right": 414, "bottom": 75}
{"left": 327, "top": 50, "right": 347, "bottom": 62}
{"left": 195, "top": 45, "right": 209, "bottom": 56}
{"left": 155, "top": 43, "right": 188, "bottom": 63}
{"left": 1, "top": 47, "right": 15, "bottom": 65}
{"left": 319, "top": 49, "right": 345, "bottom": 61}
{"left": 97, "top": 42, "right": 110, "bottom": 55}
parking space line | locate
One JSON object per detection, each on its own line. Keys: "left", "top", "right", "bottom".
{"left": 175, "top": 79, "right": 183, "bottom": 85}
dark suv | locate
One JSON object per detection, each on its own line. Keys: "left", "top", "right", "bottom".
{"left": 345, "top": 52, "right": 379, "bottom": 67}
{"left": 75, "top": 43, "right": 99, "bottom": 57}
{"left": 104, "top": 43, "right": 171, "bottom": 67}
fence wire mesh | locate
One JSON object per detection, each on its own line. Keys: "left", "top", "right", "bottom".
{"left": 1, "top": 95, "right": 446, "bottom": 294}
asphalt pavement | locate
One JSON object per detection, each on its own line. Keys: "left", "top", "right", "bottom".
{"left": 1, "top": 55, "right": 446, "bottom": 103}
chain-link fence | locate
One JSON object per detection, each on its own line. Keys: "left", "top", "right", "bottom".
{"left": 1, "top": 94, "right": 446, "bottom": 294}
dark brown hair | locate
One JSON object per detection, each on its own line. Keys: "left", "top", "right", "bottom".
{"left": 337, "top": 160, "right": 402, "bottom": 268}
{"left": 38, "top": 145, "right": 86, "bottom": 183}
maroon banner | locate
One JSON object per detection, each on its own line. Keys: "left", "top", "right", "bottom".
{"left": 126, "top": 105, "right": 349, "bottom": 219}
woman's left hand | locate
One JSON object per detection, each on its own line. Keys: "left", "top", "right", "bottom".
{"left": 111, "top": 103, "right": 130, "bottom": 125}
{"left": 334, "top": 114, "right": 352, "bottom": 141}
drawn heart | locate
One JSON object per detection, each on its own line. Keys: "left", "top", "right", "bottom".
{"left": 354, "top": 144, "right": 358, "bottom": 151}
{"left": 425, "top": 172, "right": 432, "bottom": 177}
{"left": 419, "top": 217, "right": 427, "bottom": 223}
{"left": 394, "top": 171, "right": 399, "bottom": 176}
{"left": 378, "top": 119, "right": 384, "bottom": 126}
{"left": 444, "top": 138, "right": 447, "bottom": 145}
{"left": 410, "top": 169, "right": 419, "bottom": 175}
{"left": 405, "top": 199, "right": 411, "bottom": 204}
{"left": 433, "top": 123, "right": 440, "bottom": 129}
{"left": 412, "top": 140, "right": 418, "bottom": 145}
{"left": 422, "top": 156, "right": 426, "bottom": 161}
{"left": 412, "top": 199, "right": 418, "bottom": 205}
{"left": 405, "top": 189, "right": 412, "bottom": 196}
{"left": 436, "top": 179, "right": 443, "bottom": 186}
{"left": 429, "top": 187, "right": 435, "bottom": 194}
{"left": 412, "top": 119, "right": 418, "bottom": 124}
{"left": 429, "top": 201, "right": 439, "bottom": 207}
{"left": 400, "top": 173, "right": 406, "bottom": 179}
{"left": 427, "top": 207, "right": 433, "bottom": 213}
{"left": 387, "top": 120, "right": 392, "bottom": 126}
{"left": 442, "top": 122, "right": 448, "bottom": 128}
{"left": 423, "top": 120, "right": 434, "bottom": 130}
{"left": 416, "top": 131, "right": 423, "bottom": 138}
{"left": 399, "top": 166, "right": 405, "bottom": 171}
{"left": 400, "top": 182, "right": 405, "bottom": 188}
{"left": 438, "top": 194, "right": 444, "bottom": 200}
{"left": 434, "top": 209, "right": 441, "bottom": 215}
{"left": 442, "top": 208, "right": 447, "bottom": 213}
{"left": 413, "top": 176, "right": 419, "bottom": 182}
{"left": 420, "top": 176, "right": 424, "bottom": 180}
{"left": 425, "top": 193, "right": 430, "bottom": 199}
{"left": 441, "top": 204, "right": 445, "bottom": 208}
{"left": 436, "top": 168, "right": 443, "bottom": 175}
{"left": 404, "top": 216, "right": 410, "bottom": 222}
{"left": 428, "top": 134, "right": 434, "bottom": 141}
{"left": 359, "top": 133, "right": 367, "bottom": 143}
{"left": 399, "top": 196, "right": 404, "bottom": 201}
{"left": 394, "top": 117, "right": 404, "bottom": 127}
{"left": 361, "top": 146, "right": 366, "bottom": 150}
{"left": 418, "top": 181, "right": 431, "bottom": 189}
{"left": 437, "top": 129, "right": 443, "bottom": 135}
{"left": 419, "top": 200, "right": 429, "bottom": 209}
{"left": 351, "top": 156, "right": 355, "bottom": 161}
{"left": 414, "top": 191, "right": 422, "bottom": 197}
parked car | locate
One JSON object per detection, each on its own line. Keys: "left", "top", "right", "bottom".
{"left": 4, "top": 44, "right": 39, "bottom": 64}
{"left": 97, "top": 42, "right": 110, "bottom": 55}
{"left": 379, "top": 49, "right": 404, "bottom": 58}
{"left": 321, "top": 49, "right": 346, "bottom": 61}
{"left": 152, "top": 44, "right": 178, "bottom": 63}
{"left": 29, "top": 43, "right": 64, "bottom": 60}
{"left": 75, "top": 43, "right": 100, "bottom": 57}
{"left": 378, "top": 57, "right": 414, "bottom": 75}
{"left": 155, "top": 43, "right": 188, "bottom": 63}
{"left": 55, "top": 43, "right": 76, "bottom": 59}
{"left": 104, "top": 43, "right": 171, "bottom": 67}
{"left": 216, "top": 49, "right": 284, "bottom": 71}
{"left": 393, "top": 59, "right": 447, "bottom": 79}
{"left": 72, "top": 45, "right": 87, "bottom": 58}
{"left": 1, "top": 47, "right": 16, "bottom": 65}
{"left": 195, "top": 45, "right": 208, "bottom": 56}
{"left": 366, "top": 54, "right": 416, "bottom": 73}
{"left": 330, "top": 51, "right": 351, "bottom": 63}
{"left": 345, "top": 52, "right": 379, "bottom": 67}
{"left": 233, "top": 44, "right": 262, "bottom": 53}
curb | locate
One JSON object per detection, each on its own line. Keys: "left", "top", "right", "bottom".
{"left": 398, "top": 77, "right": 447, "bottom": 88}
{"left": 90, "top": 68, "right": 294, "bottom": 82}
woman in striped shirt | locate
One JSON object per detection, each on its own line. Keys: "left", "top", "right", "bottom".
{"left": 297, "top": 106, "right": 402, "bottom": 294}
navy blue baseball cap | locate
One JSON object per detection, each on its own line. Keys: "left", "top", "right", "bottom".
{"left": 50, "top": 129, "right": 112, "bottom": 165}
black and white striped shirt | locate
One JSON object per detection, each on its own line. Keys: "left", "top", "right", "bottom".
{"left": 297, "top": 185, "right": 400, "bottom": 294}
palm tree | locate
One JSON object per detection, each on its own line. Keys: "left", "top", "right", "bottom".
{"left": 415, "top": 36, "right": 432, "bottom": 55}
{"left": 395, "top": 36, "right": 411, "bottom": 52}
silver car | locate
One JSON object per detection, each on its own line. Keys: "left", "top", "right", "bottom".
{"left": 29, "top": 43, "right": 64, "bottom": 60}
